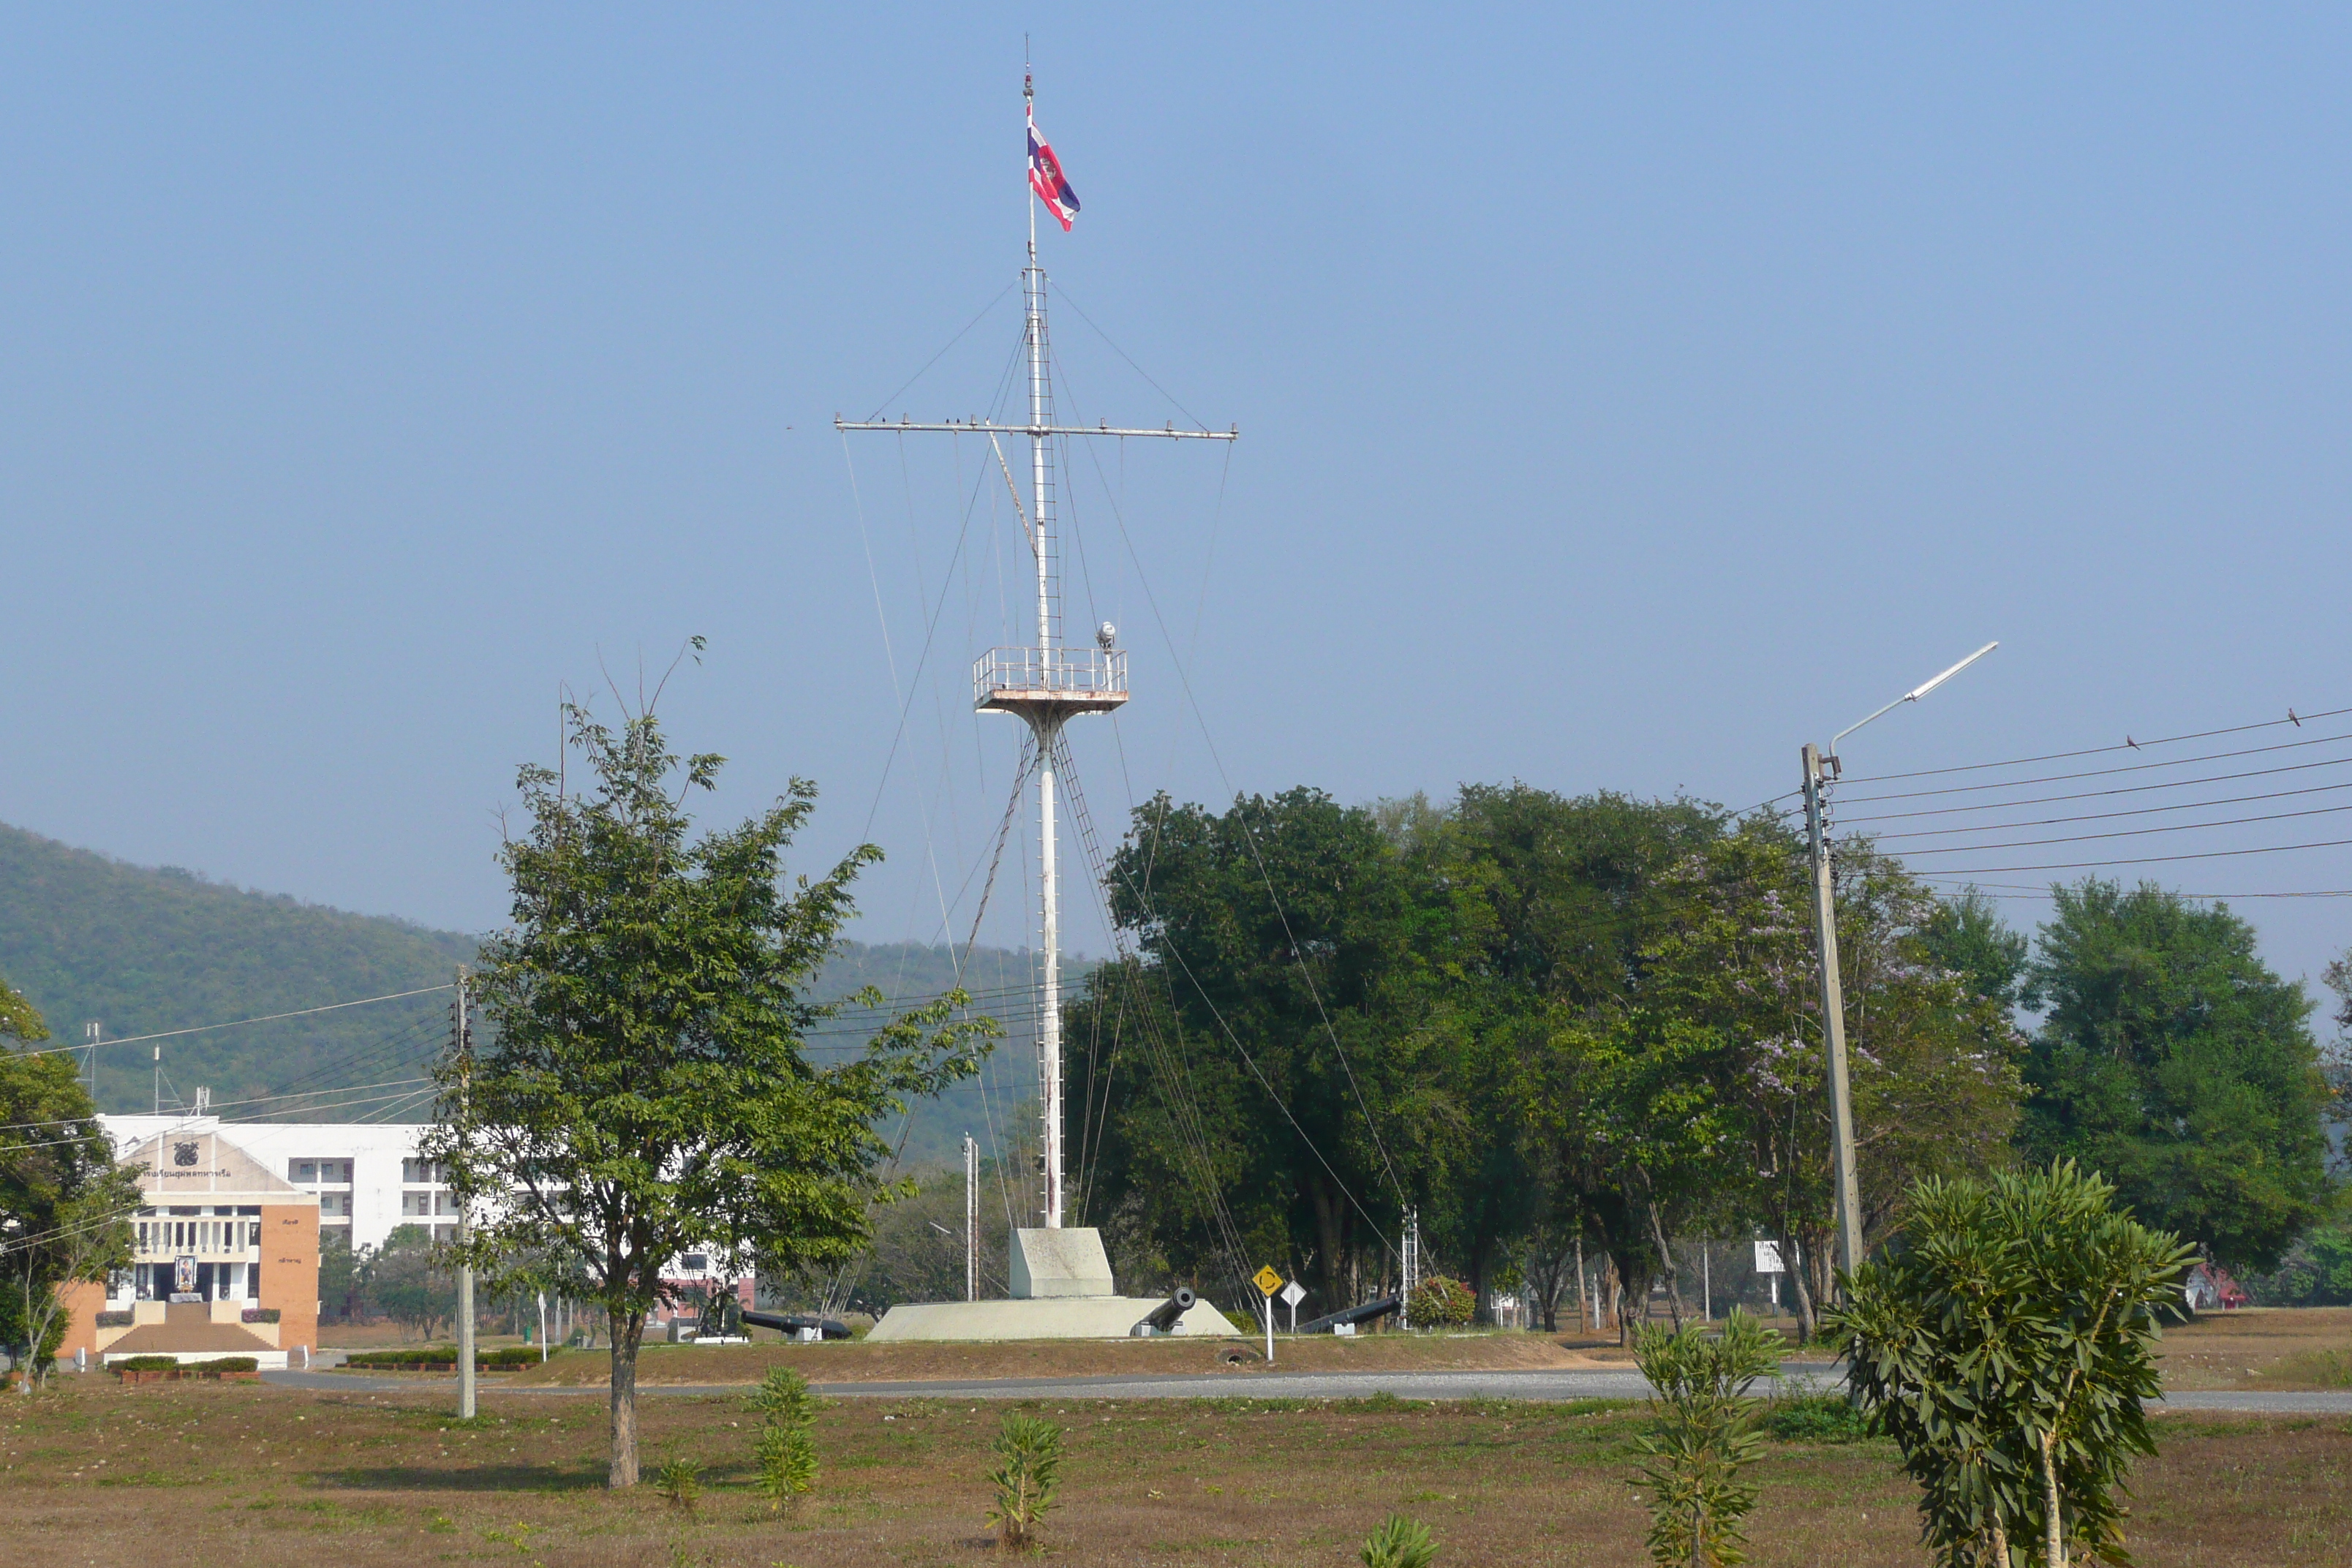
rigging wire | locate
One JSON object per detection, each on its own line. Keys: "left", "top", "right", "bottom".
{"left": 1055, "top": 350, "right": 1410, "bottom": 1229}
{"left": 1872, "top": 798, "right": 2352, "bottom": 854}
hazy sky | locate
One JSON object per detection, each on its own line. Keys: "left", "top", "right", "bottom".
{"left": 6, "top": 7, "right": 2351, "bottom": 996}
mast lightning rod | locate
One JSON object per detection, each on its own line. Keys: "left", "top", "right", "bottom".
{"left": 837, "top": 418, "right": 1235, "bottom": 440}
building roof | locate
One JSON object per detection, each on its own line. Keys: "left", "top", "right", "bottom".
{"left": 120, "top": 1126, "right": 317, "bottom": 1207}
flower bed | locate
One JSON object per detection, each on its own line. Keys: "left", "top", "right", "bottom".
{"left": 94, "top": 1311, "right": 134, "bottom": 1328}
{"left": 241, "top": 1307, "right": 280, "bottom": 1324}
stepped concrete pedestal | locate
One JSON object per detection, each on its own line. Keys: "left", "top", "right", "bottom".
{"left": 866, "top": 1226, "right": 1231, "bottom": 1342}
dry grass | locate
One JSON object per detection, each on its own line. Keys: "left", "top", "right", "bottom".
{"left": 4, "top": 1378, "right": 2345, "bottom": 1567}
{"left": 2155, "top": 1307, "right": 2352, "bottom": 1391}
{"left": 493, "top": 1328, "right": 1609, "bottom": 1387}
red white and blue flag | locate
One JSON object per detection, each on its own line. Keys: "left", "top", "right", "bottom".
{"left": 1028, "top": 111, "right": 1079, "bottom": 231}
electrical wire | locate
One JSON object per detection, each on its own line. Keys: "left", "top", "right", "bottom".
{"left": 17, "top": 984, "right": 455, "bottom": 1059}
{"left": 1834, "top": 754, "right": 2352, "bottom": 824}
{"left": 1830, "top": 728, "right": 2352, "bottom": 806}
{"left": 1875, "top": 799, "right": 2352, "bottom": 854}
{"left": 1833, "top": 705, "right": 2351, "bottom": 784}
{"left": 1904, "top": 835, "right": 2352, "bottom": 875}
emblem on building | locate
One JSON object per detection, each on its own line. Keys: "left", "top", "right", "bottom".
{"left": 173, "top": 1141, "right": 200, "bottom": 1167}
{"left": 173, "top": 1255, "right": 197, "bottom": 1294}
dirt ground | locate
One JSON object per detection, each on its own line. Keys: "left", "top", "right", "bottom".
{"left": 2152, "top": 1307, "right": 2352, "bottom": 1392}
{"left": 6, "top": 1376, "right": 2345, "bottom": 1567}
{"left": 494, "top": 1327, "right": 1613, "bottom": 1387}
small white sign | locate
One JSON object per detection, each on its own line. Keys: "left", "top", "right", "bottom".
{"left": 1754, "top": 1240, "right": 1785, "bottom": 1274}
{"left": 1278, "top": 1279, "right": 1306, "bottom": 1308}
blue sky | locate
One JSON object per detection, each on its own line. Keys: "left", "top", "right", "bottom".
{"left": 4, "top": 7, "right": 2351, "bottom": 996}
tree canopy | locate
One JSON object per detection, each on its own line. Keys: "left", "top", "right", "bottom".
{"left": 2022, "top": 881, "right": 2334, "bottom": 1271}
{"left": 430, "top": 705, "right": 992, "bottom": 1486}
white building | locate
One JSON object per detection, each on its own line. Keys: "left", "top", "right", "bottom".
{"left": 102, "top": 1115, "right": 449, "bottom": 1254}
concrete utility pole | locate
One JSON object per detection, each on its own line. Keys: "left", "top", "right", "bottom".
{"left": 454, "top": 967, "right": 476, "bottom": 1421}
{"left": 1803, "top": 640, "right": 1997, "bottom": 1294}
{"left": 1801, "top": 742, "right": 1866, "bottom": 1289}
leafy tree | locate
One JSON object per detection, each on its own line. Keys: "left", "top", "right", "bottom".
{"left": 1921, "top": 889, "right": 2031, "bottom": 1011}
{"left": 1629, "top": 1308, "right": 1784, "bottom": 1567}
{"left": 363, "top": 1224, "right": 453, "bottom": 1340}
{"left": 1830, "top": 1162, "right": 2194, "bottom": 1568}
{"left": 429, "top": 704, "right": 991, "bottom": 1487}
{"left": 1, "top": 982, "right": 138, "bottom": 1388}
{"left": 1076, "top": 788, "right": 1450, "bottom": 1312}
{"left": 2024, "top": 881, "right": 2332, "bottom": 1270}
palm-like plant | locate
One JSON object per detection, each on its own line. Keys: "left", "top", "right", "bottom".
{"left": 1828, "top": 1161, "right": 2194, "bottom": 1567}
{"left": 985, "top": 1412, "right": 1066, "bottom": 1550}
{"left": 1628, "top": 1308, "right": 1784, "bottom": 1567}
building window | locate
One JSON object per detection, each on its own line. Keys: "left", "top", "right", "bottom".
{"left": 402, "top": 1158, "right": 445, "bottom": 1185}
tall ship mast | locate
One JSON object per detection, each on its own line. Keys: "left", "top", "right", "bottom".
{"left": 838, "top": 67, "right": 1234, "bottom": 1236}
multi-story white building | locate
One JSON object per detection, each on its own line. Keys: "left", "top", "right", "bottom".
{"left": 101, "top": 1115, "right": 451, "bottom": 1254}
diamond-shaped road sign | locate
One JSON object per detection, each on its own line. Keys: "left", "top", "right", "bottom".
{"left": 1254, "top": 1264, "right": 1284, "bottom": 1297}
{"left": 1278, "top": 1279, "right": 1307, "bottom": 1308}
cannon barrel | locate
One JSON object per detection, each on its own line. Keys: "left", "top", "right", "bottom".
{"left": 1293, "top": 1294, "right": 1400, "bottom": 1335}
{"left": 1130, "top": 1286, "right": 1200, "bottom": 1336}
{"left": 742, "top": 1309, "right": 851, "bottom": 1341}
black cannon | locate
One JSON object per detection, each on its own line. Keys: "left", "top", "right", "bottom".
{"left": 1129, "top": 1286, "right": 1200, "bottom": 1337}
{"left": 742, "top": 1309, "right": 851, "bottom": 1341}
{"left": 1293, "top": 1294, "right": 1400, "bottom": 1335}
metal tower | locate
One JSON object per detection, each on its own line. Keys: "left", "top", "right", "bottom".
{"left": 838, "top": 69, "right": 1235, "bottom": 1231}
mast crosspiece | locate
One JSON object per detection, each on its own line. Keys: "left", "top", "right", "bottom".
{"left": 837, "top": 72, "right": 1233, "bottom": 1233}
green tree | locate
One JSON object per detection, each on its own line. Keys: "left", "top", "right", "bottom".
{"left": 1921, "top": 889, "right": 2031, "bottom": 1011}
{"left": 2024, "top": 881, "right": 2332, "bottom": 1270}
{"left": 429, "top": 704, "right": 992, "bottom": 1486}
{"left": 1, "top": 980, "right": 137, "bottom": 1387}
{"left": 1075, "top": 788, "right": 1452, "bottom": 1313}
{"left": 1831, "top": 1163, "right": 2193, "bottom": 1568}
{"left": 363, "top": 1224, "right": 453, "bottom": 1340}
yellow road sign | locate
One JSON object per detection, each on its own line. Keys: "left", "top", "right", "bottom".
{"left": 1253, "top": 1265, "right": 1284, "bottom": 1297}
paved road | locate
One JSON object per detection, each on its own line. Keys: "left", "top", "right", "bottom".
{"left": 261, "top": 1365, "right": 2351, "bottom": 1414}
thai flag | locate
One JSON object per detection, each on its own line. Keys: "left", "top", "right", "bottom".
{"left": 1028, "top": 114, "right": 1079, "bottom": 231}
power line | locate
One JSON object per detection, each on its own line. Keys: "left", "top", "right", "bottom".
{"left": 1831, "top": 728, "right": 2352, "bottom": 806}
{"left": 1834, "top": 754, "right": 2352, "bottom": 824}
{"left": 18, "top": 984, "right": 455, "bottom": 1059}
{"left": 1910, "top": 835, "right": 2352, "bottom": 875}
{"left": 1835, "top": 705, "right": 2350, "bottom": 783}
{"left": 1874, "top": 799, "right": 2352, "bottom": 854}
{"left": 1914, "top": 876, "right": 2352, "bottom": 900}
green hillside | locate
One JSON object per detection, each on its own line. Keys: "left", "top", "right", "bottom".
{"left": 0, "top": 823, "right": 1049, "bottom": 1164}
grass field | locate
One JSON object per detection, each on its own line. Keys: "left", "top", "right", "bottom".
{"left": 5, "top": 1378, "right": 2345, "bottom": 1567}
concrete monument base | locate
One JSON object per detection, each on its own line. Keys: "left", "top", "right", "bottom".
{"left": 864, "top": 1294, "right": 1232, "bottom": 1342}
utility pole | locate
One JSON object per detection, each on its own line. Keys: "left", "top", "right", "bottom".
{"left": 83, "top": 1023, "right": 100, "bottom": 1104}
{"left": 963, "top": 1133, "right": 978, "bottom": 1302}
{"left": 1399, "top": 1207, "right": 1421, "bottom": 1330}
{"left": 153, "top": 1045, "right": 161, "bottom": 1115}
{"left": 1801, "top": 742, "right": 1866, "bottom": 1289}
{"left": 454, "top": 966, "right": 476, "bottom": 1421}
{"left": 1801, "top": 641, "right": 1997, "bottom": 1296}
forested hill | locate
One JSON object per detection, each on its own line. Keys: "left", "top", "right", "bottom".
{"left": 0, "top": 822, "right": 1049, "bottom": 1154}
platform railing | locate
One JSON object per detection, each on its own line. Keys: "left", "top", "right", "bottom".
{"left": 973, "top": 647, "right": 1127, "bottom": 704}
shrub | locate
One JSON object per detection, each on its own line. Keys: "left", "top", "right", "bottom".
{"left": 1764, "top": 1394, "right": 1869, "bottom": 1444}
{"left": 94, "top": 1311, "right": 133, "bottom": 1328}
{"left": 241, "top": 1307, "right": 281, "bottom": 1324}
{"left": 1406, "top": 1275, "right": 1475, "bottom": 1327}
{"left": 746, "top": 1368, "right": 820, "bottom": 1510}
{"left": 1629, "top": 1308, "right": 1782, "bottom": 1568}
{"left": 1360, "top": 1513, "right": 1439, "bottom": 1567}
{"left": 199, "top": 1357, "right": 258, "bottom": 1373}
{"left": 652, "top": 1454, "right": 701, "bottom": 1512}
{"left": 1828, "top": 1161, "right": 2194, "bottom": 1568}
{"left": 112, "top": 1355, "right": 180, "bottom": 1371}
{"left": 986, "top": 1412, "right": 1066, "bottom": 1550}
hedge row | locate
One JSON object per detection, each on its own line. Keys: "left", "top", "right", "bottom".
{"left": 342, "top": 1345, "right": 563, "bottom": 1369}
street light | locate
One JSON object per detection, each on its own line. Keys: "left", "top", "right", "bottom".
{"left": 1802, "top": 640, "right": 1997, "bottom": 1292}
